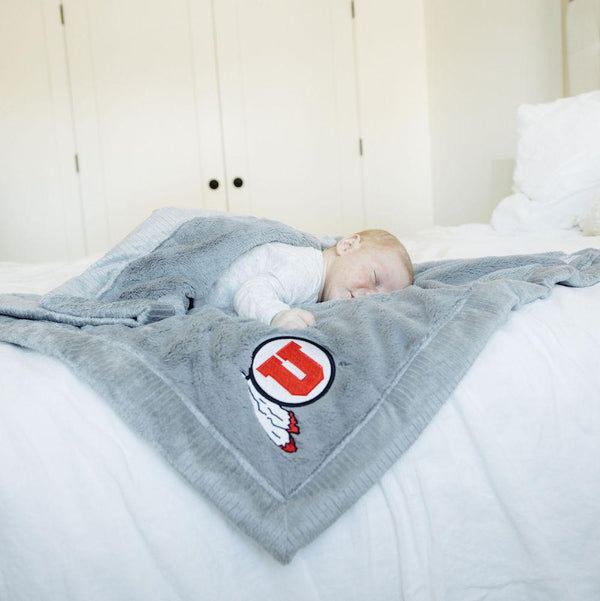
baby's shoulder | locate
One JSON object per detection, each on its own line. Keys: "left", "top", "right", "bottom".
{"left": 266, "top": 243, "right": 321, "bottom": 269}
{"left": 241, "top": 243, "right": 321, "bottom": 282}
{"left": 245, "top": 242, "right": 318, "bottom": 262}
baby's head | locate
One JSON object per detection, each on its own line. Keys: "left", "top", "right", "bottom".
{"left": 320, "top": 229, "right": 413, "bottom": 302}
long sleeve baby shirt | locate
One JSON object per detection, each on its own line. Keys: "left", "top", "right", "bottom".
{"left": 204, "top": 243, "right": 324, "bottom": 324}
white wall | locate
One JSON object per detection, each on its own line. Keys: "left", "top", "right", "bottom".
{"left": 424, "top": 0, "right": 564, "bottom": 225}
{"left": 565, "top": 0, "right": 600, "bottom": 95}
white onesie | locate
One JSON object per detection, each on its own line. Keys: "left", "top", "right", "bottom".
{"left": 204, "top": 243, "right": 324, "bottom": 325}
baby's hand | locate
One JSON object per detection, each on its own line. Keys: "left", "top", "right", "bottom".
{"left": 271, "top": 308, "right": 316, "bottom": 329}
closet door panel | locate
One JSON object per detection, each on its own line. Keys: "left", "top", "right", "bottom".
{"left": 353, "top": 0, "right": 434, "bottom": 235}
{"left": 214, "top": 0, "right": 364, "bottom": 237}
{"left": 64, "top": 0, "right": 224, "bottom": 249}
{"left": 0, "top": 0, "right": 84, "bottom": 261}
{"left": 189, "top": 0, "right": 228, "bottom": 213}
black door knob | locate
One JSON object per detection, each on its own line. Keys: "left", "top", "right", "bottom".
{"left": 208, "top": 179, "right": 219, "bottom": 190}
{"left": 233, "top": 177, "right": 244, "bottom": 188}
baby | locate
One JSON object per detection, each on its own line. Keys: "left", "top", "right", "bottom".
{"left": 204, "top": 229, "right": 414, "bottom": 328}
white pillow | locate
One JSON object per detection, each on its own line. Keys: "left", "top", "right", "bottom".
{"left": 491, "top": 192, "right": 584, "bottom": 233}
{"left": 492, "top": 90, "right": 600, "bottom": 232}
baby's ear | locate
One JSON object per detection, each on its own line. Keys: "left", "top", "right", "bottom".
{"left": 336, "top": 233, "right": 361, "bottom": 255}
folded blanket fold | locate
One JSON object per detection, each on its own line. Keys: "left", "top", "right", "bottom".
{"left": 38, "top": 207, "right": 322, "bottom": 325}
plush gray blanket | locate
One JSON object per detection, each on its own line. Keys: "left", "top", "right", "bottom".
{"left": 1, "top": 208, "right": 599, "bottom": 563}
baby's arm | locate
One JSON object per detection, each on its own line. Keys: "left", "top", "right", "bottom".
{"left": 233, "top": 274, "right": 315, "bottom": 328}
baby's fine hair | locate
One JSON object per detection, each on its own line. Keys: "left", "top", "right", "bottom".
{"left": 356, "top": 229, "right": 414, "bottom": 284}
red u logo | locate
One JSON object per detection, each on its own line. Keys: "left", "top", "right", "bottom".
{"left": 257, "top": 341, "right": 324, "bottom": 396}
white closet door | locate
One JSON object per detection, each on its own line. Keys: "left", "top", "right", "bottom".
{"left": 0, "top": 0, "right": 84, "bottom": 261}
{"left": 213, "top": 0, "right": 364, "bottom": 237}
{"left": 63, "top": 0, "right": 226, "bottom": 250}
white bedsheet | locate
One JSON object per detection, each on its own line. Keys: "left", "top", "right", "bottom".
{"left": 1, "top": 226, "right": 600, "bottom": 601}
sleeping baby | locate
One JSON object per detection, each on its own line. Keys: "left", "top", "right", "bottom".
{"left": 204, "top": 229, "right": 414, "bottom": 328}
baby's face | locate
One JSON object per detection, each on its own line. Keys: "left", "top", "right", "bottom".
{"left": 321, "top": 244, "right": 411, "bottom": 302}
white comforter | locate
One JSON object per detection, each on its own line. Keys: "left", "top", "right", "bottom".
{"left": 1, "top": 225, "right": 599, "bottom": 601}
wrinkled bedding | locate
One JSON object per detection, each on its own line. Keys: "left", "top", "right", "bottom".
{"left": 1, "top": 224, "right": 600, "bottom": 600}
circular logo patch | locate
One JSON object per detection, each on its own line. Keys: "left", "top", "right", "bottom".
{"left": 249, "top": 336, "right": 335, "bottom": 407}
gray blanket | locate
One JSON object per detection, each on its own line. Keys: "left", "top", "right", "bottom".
{"left": 1, "top": 208, "right": 599, "bottom": 563}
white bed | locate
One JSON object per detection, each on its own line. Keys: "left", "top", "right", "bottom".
{"left": 3, "top": 83, "right": 600, "bottom": 599}
{"left": 1, "top": 221, "right": 600, "bottom": 601}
